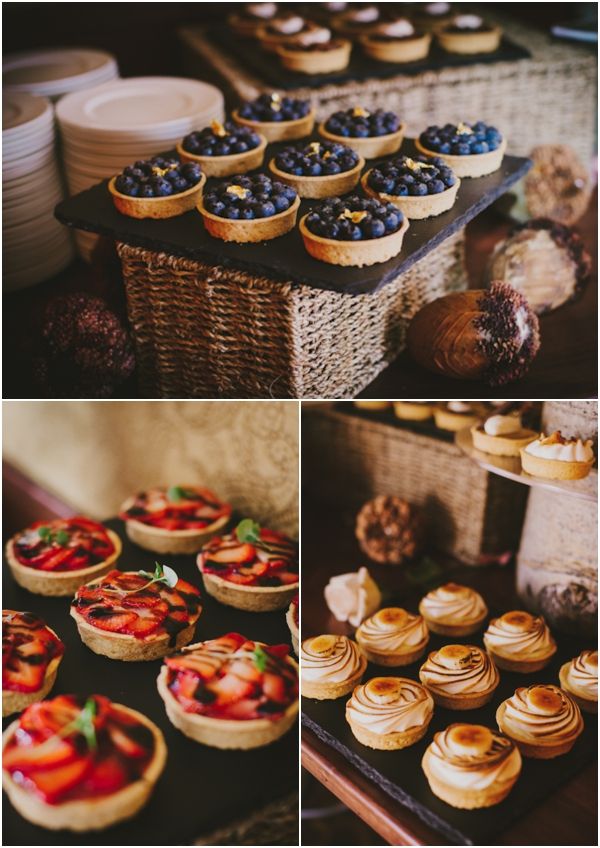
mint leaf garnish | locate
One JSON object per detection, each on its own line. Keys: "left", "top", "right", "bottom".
{"left": 167, "top": 485, "right": 186, "bottom": 502}
{"left": 55, "top": 530, "right": 70, "bottom": 547}
{"left": 71, "top": 697, "right": 97, "bottom": 751}
{"left": 236, "top": 519, "right": 261, "bottom": 544}
{"left": 162, "top": 565, "right": 178, "bottom": 588}
{"left": 38, "top": 526, "right": 52, "bottom": 543}
{"left": 38, "top": 526, "right": 70, "bottom": 547}
{"left": 252, "top": 644, "right": 268, "bottom": 672}
{"left": 135, "top": 562, "right": 178, "bottom": 592}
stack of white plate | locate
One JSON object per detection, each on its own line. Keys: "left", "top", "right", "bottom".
{"left": 56, "top": 76, "right": 225, "bottom": 261}
{"left": 3, "top": 92, "right": 75, "bottom": 291}
{"left": 3, "top": 48, "right": 119, "bottom": 101}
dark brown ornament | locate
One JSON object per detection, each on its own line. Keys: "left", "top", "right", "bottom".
{"left": 355, "top": 495, "right": 423, "bottom": 565}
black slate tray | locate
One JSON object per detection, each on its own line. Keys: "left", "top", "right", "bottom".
{"left": 301, "top": 579, "right": 597, "bottom": 846}
{"left": 2, "top": 519, "right": 298, "bottom": 846}
{"left": 55, "top": 139, "right": 530, "bottom": 296}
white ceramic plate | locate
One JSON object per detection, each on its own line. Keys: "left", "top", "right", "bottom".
{"left": 2, "top": 91, "right": 52, "bottom": 132}
{"left": 3, "top": 48, "right": 118, "bottom": 92}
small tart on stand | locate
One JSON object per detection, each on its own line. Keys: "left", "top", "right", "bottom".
{"left": 360, "top": 19, "right": 431, "bottom": 63}
{"left": 198, "top": 519, "right": 298, "bottom": 612}
{"left": 109, "top": 155, "right": 205, "bottom": 219}
{"left": 363, "top": 154, "right": 459, "bottom": 219}
{"left": 119, "top": 485, "right": 232, "bottom": 555}
{"left": 393, "top": 401, "right": 434, "bottom": 421}
{"left": 301, "top": 634, "right": 367, "bottom": 700}
{"left": 559, "top": 650, "right": 597, "bottom": 714}
{"left": 419, "top": 583, "right": 488, "bottom": 637}
{"left": 2, "top": 694, "right": 166, "bottom": 831}
{"left": 318, "top": 106, "right": 405, "bottom": 159}
{"left": 233, "top": 93, "right": 315, "bottom": 142}
{"left": 228, "top": 2, "right": 281, "bottom": 37}
{"left": 346, "top": 677, "right": 434, "bottom": 750}
{"left": 71, "top": 567, "right": 202, "bottom": 661}
{"left": 413, "top": 2, "right": 455, "bottom": 33}
{"left": 433, "top": 401, "right": 485, "bottom": 431}
{"left": 471, "top": 408, "right": 538, "bottom": 457}
{"left": 416, "top": 121, "right": 506, "bottom": 178}
{"left": 270, "top": 140, "right": 363, "bottom": 198}
{"left": 419, "top": 644, "right": 499, "bottom": 709}
{"left": 257, "top": 15, "right": 317, "bottom": 52}
{"left": 332, "top": 4, "right": 381, "bottom": 38}
{"left": 287, "top": 594, "right": 299, "bottom": 654}
{"left": 437, "top": 14, "right": 502, "bottom": 54}
{"left": 520, "top": 431, "right": 595, "bottom": 480}
{"left": 300, "top": 194, "right": 408, "bottom": 267}
{"left": 3, "top": 611, "right": 65, "bottom": 717}
{"left": 177, "top": 120, "right": 266, "bottom": 178}
{"left": 5, "top": 517, "right": 121, "bottom": 597}
{"left": 277, "top": 31, "right": 352, "bottom": 74}
{"left": 356, "top": 607, "right": 429, "bottom": 666}
{"left": 496, "top": 684, "right": 583, "bottom": 758}
{"left": 483, "top": 610, "right": 557, "bottom": 673}
{"left": 199, "top": 174, "right": 299, "bottom": 243}
{"left": 354, "top": 401, "right": 391, "bottom": 411}
{"left": 157, "top": 633, "right": 299, "bottom": 749}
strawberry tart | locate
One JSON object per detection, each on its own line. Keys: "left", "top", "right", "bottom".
{"left": 3, "top": 611, "right": 65, "bottom": 717}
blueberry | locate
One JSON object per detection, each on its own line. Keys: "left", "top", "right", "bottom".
{"left": 383, "top": 212, "right": 400, "bottom": 231}
{"left": 115, "top": 175, "right": 135, "bottom": 194}
{"left": 454, "top": 143, "right": 471, "bottom": 155}
{"left": 428, "top": 179, "right": 445, "bottom": 194}
{"left": 273, "top": 194, "right": 290, "bottom": 212}
{"left": 471, "top": 141, "right": 489, "bottom": 154}
{"left": 323, "top": 160, "right": 341, "bottom": 175}
{"left": 207, "top": 199, "right": 226, "bottom": 215}
{"left": 258, "top": 201, "right": 276, "bottom": 217}
{"left": 224, "top": 207, "right": 241, "bottom": 219}
{"left": 154, "top": 179, "right": 174, "bottom": 197}
{"left": 409, "top": 182, "right": 428, "bottom": 196}
{"left": 368, "top": 219, "right": 386, "bottom": 238}
{"left": 139, "top": 184, "right": 155, "bottom": 198}
{"left": 307, "top": 162, "right": 322, "bottom": 176}
{"left": 240, "top": 206, "right": 255, "bottom": 219}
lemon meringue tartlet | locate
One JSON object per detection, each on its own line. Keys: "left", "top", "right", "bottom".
{"left": 559, "top": 650, "right": 597, "bottom": 714}
{"left": 496, "top": 684, "right": 584, "bottom": 759}
{"left": 520, "top": 431, "right": 595, "bottom": 480}
{"left": 483, "top": 610, "right": 556, "bottom": 673}
{"left": 393, "top": 401, "right": 434, "bottom": 422}
{"left": 419, "top": 644, "right": 499, "bottom": 710}
{"left": 471, "top": 411, "right": 537, "bottom": 457}
{"left": 422, "top": 724, "right": 522, "bottom": 809}
{"left": 346, "top": 677, "right": 434, "bottom": 750}
{"left": 300, "top": 634, "right": 367, "bottom": 700}
{"left": 356, "top": 607, "right": 429, "bottom": 666}
{"left": 419, "top": 583, "right": 488, "bottom": 636}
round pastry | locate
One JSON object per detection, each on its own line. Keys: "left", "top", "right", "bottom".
{"left": 310, "top": 1, "right": 350, "bottom": 25}
{"left": 324, "top": 566, "right": 381, "bottom": 628}
{"left": 360, "top": 18, "right": 431, "bottom": 63}
{"left": 197, "top": 520, "right": 298, "bottom": 612}
{"left": 413, "top": 2, "right": 455, "bottom": 32}
{"left": 2, "top": 694, "right": 166, "bottom": 831}
{"left": 433, "top": 401, "right": 484, "bottom": 432}
{"left": 301, "top": 634, "right": 366, "bottom": 700}
{"left": 257, "top": 14, "right": 317, "bottom": 52}
{"left": 419, "top": 583, "right": 488, "bottom": 637}
{"left": 419, "top": 644, "right": 499, "bottom": 709}
{"left": 70, "top": 567, "right": 202, "bottom": 661}
{"left": 416, "top": 121, "right": 506, "bottom": 178}
{"left": 177, "top": 120, "right": 266, "bottom": 178}
{"left": 355, "top": 495, "right": 423, "bottom": 565}
{"left": 356, "top": 607, "right": 429, "bottom": 666}
{"left": 276, "top": 29, "right": 352, "bottom": 74}
{"left": 524, "top": 145, "right": 592, "bottom": 227}
{"left": 157, "top": 633, "right": 298, "bottom": 749}
{"left": 270, "top": 140, "right": 363, "bottom": 199}
{"left": 228, "top": 2, "right": 281, "bottom": 37}
{"left": 496, "top": 684, "right": 584, "bottom": 759}
{"left": 319, "top": 107, "right": 405, "bottom": 159}
{"left": 300, "top": 195, "right": 408, "bottom": 267}
{"left": 520, "top": 431, "right": 595, "bottom": 481}
{"left": 559, "top": 650, "right": 597, "bottom": 714}
{"left": 422, "top": 723, "right": 522, "bottom": 809}
{"left": 362, "top": 154, "right": 459, "bottom": 219}
{"left": 483, "top": 611, "right": 557, "bottom": 673}
{"left": 354, "top": 400, "right": 391, "bottom": 411}
{"left": 436, "top": 14, "right": 502, "bottom": 54}
{"left": 2, "top": 611, "right": 64, "bottom": 717}
{"left": 199, "top": 174, "right": 300, "bottom": 243}
{"left": 346, "top": 677, "right": 434, "bottom": 750}
{"left": 407, "top": 282, "right": 540, "bottom": 386}
{"left": 393, "top": 401, "right": 434, "bottom": 421}
{"left": 287, "top": 594, "right": 299, "bottom": 654}
{"left": 5, "top": 517, "right": 121, "bottom": 597}
{"left": 471, "top": 409, "right": 537, "bottom": 457}
{"left": 233, "top": 93, "right": 314, "bottom": 142}
{"left": 332, "top": 4, "right": 381, "bottom": 37}
{"left": 119, "top": 485, "right": 232, "bottom": 554}
{"left": 108, "top": 155, "right": 205, "bottom": 219}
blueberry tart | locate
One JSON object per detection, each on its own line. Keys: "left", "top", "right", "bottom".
{"left": 157, "top": 633, "right": 299, "bottom": 749}
{"left": 228, "top": 2, "right": 280, "bottom": 37}
{"left": 5, "top": 517, "right": 121, "bottom": 597}
{"left": 177, "top": 119, "right": 266, "bottom": 178}
{"left": 362, "top": 154, "right": 460, "bottom": 219}
{"left": 360, "top": 19, "right": 431, "bottom": 63}
{"left": 437, "top": 14, "right": 502, "bottom": 54}
{"left": 3, "top": 611, "right": 64, "bottom": 717}
{"left": 233, "top": 93, "right": 315, "bottom": 142}
{"left": 270, "top": 140, "right": 363, "bottom": 199}
{"left": 198, "top": 174, "right": 300, "bottom": 243}
{"left": 416, "top": 121, "right": 506, "bottom": 178}
{"left": 300, "top": 195, "right": 408, "bottom": 267}
{"left": 108, "top": 156, "right": 205, "bottom": 219}
{"left": 332, "top": 4, "right": 381, "bottom": 37}
{"left": 257, "top": 15, "right": 320, "bottom": 52}
{"left": 319, "top": 107, "right": 405, "bottom": 159}
{"left": 276, "top": 27, "right": 352, "bottom": 74}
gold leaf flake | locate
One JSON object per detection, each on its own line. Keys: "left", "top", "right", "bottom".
{"left": 151, "top": 163, "right": 178, "bottom": 177}
{"left": 457, "top": 121, "right": 474, "bottom": 135}
{"left": 211, "top": 119, "right": 228, "bottom": 137}
{"left": 339, "top": 208, "right": 367, "bottom": 223}
{"left": 226, "top": 185, "right": 250, "bottom": 199}
{"left": 352, "top": 106, "right": 370, "bottom": 118}
{"left": 270, "top": 93, "right": 282, "bottom": 111}
{"left": 308, "top": 141, "right": 321, "bottom": 155}
{"left": 404, "top": 157, "right": 435, "bottom": 171}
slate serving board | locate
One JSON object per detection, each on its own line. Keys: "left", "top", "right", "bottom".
{"left": 2, "top": 519, "right": 298, "bottom": 846}
{"left": 55, "top": 139, "right": 531, "bottom": 296}
{"left": 301, "top": 576, "right": 597, "bottom": 846}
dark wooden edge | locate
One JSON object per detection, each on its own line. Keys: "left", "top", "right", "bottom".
{"left": 3, "top": 462, "right": 74, "bottom": 539}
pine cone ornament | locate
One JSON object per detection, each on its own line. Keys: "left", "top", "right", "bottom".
{"left": 355, "top": 495, "right": 423, "bottom": 565}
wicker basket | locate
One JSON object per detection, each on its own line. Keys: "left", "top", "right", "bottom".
{"left": 302, "top": 406, "right": 528, "bottom": 565}
{"left": 117, "top": 230, "right": 465, "bottom": 399}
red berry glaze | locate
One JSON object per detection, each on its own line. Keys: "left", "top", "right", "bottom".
{"left": 199, "top": 528, "right": 298, "bottom": 587}
{"left": 120, "top": 486, "right": 232, "bottom": 531}
{"left": 11, "top": 517, "right": 116, "bottom": 573}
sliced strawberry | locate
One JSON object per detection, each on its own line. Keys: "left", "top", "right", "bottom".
{"left": 86, "top": 755, "right": 128, "bottom": 795}
{"left": 86, "top": 611, "right": 136, "bottom": 633}
{"left": 107, "top": 724, "right": 148, "bottom": 759}
{"left": 221, "top": 697, "right": 261, "bottom": 720}
{"left": 224, "top": 573, "right": 256, "bottom": 585}
{"left": 207, "top": 543, "right": 255, "bottom": 564}
{"left": 3, "top": 661, "right": 44, "bottom": 693}
{"left": 276, "top": 571, "right": 300, "bottom": 585}
{"left": 123, "top": 615, "right": 161, "bottom": 637}
{"left": 208, "top": 672, "right": 254, "bottom": 705}
{"left": 3, "top": 735, "right": 76, "bottom": 772}
{"left": 29, "top": 756, "right": 92, "bottom": 804}
{"left": 238, "top": 562, "right": 268, "bottom": 578}
{"left": 174, "top": 578, "right": 201, "bottom": 598}
{"left": 211, "top": 633, "right": 246, "bottom": 652}
{"left": 37, "top": 548, "right": 76, "bottom": 572}
{"left": 263, "top": 672, "right": 287, "bottom": 703}
{"left": 228, "top": 659, "right": 262, "bottom": 683}
{"left": 175, "top": 670, "right": 202, "bottom": 702}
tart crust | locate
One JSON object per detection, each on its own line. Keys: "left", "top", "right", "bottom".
{"left": 1, "top": 705, "right": 167, "bottom": 831}
{"left": 256, "top": 23, "right": 316, "bottom": 53}
{"left": 356, "top": 640, "right": 428, "bottom": 667}
{"left": 108, "top": 174, "right": 205, "bottom": 219}
{"left": 433, "top": 406, "right": 483, "bottom": 432}
{"left": 437, "top": 26, "right": 502, "bottom": 55}
{"left": 496, "top": 700, "right": 582, "bottom": 758}
{"left": 393, "top": 401, "right": 433, "bottom": 421}
{"left": 2, "top": 627, "right": 63, "bottom": 718}
{"left": 362, "top": 171, "right": 460, "bottom": 219}
{"left": 421, "top": 747, "right": 518, "bottom": 808}
{"left": 232, "top": 107, "right": 315, "bottom": 142}
{"left": 348, "top": 715, "right": 431, "bottom": 750}
{"left": 318, "top": 122, "right": 406, "bottom": 160}
{"left": 299, "top": 212, "right": 409, "bottom": 266}
{"left": 354, "top": 401, "right": 391, "bottom": 411}
{"left": 201, "top": 570, "right": 298, "bottom": 612}
{"left": 520, "top": 448, "right": 594, "bottom": 481}
{"left": 471, "top": 424, "right": 537, "bottom": 457}
{"left": 198, "top": 195, "right": 300, "bottom": 243}
{"left": 156, "top": 657, "right": 299, "bottom": 749}
{"left": 5, "top": 529, "right": 122, "bottom": 597}
{"left": 559, "top": 661, "right": 598, "bottom": 714}
{"left": 286, "top": 603, "right": 299, "bottom": 654}
{"left": 277, "top": 40, "right": 352, "bottom": 74}
{"left": 415, "top": 136, "right": 507, "bottom": 178}
{"left": 269, "top": 156, "right": 364, "bottom": 198}
{"left": 176, "top": 135, "right": 266, "bottom": 178}
{"left": 360, "top": 32, "right": 431, "bottom": 63}
{"left": 120, "top": 495, "right": 230, "bottom": 555}
{"left": 301, "top": 655, "right": 367, "bottom": 700}
{"left": 484, "top": 646, "right": 556, "bottom": 674}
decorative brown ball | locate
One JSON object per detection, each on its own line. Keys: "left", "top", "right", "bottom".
{"left": 355, "top": 495, "right": 423, "bottom": 565}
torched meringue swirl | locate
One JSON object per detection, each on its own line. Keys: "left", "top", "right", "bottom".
{"left": 501, "top": 685, "right": 583, "bottom": 743}
{"left": 300, "top": 635, "right": 364, "bottom": 683}
{"left": 356, "top": 608, "right": 428, "bottom": 653}
{"left": 419, "top": 583, "right": 487, "bottom": 626}
{"left": 484, "top": 611, "right": 555, "bottom": 659}
{"left": 564, "top": 650, "right": 598, "bottom": 700}
{"left": 420, "top": 645, "right": 499, "bottom": 695}
{"left": 427, "top": 724, "right": 521, "bottom": 791}
{"left": 346, "top": 677, "right": 433, "bottom": 734}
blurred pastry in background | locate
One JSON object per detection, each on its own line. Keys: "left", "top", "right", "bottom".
{"left": 559, "top": 650, "right": 597, "bottom": 714}
{"left": 524, "top": 145, "right": 592, "bottom": 226}
{"left": 471, "top": 402, "right": 538, "bottom": 457}
{"left": 434, "top": 401, "right": 484, "bottom": 432}
{"left": 393, "top": 401, "right": 434, "bottom": 421}
{"left": 521, "top": 430, "right": 595, "bottom": 480}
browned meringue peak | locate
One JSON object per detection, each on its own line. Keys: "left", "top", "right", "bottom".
{"left": 419, "top": 583, "right": 488, "bottom": 625}
{"left": 420, "top": 644, "right": 498, "bottom": 694}
{"left": 346, "top": 677, "right": 433, "bottom": 734}
{"left": 300, "top": 634, "right": 363, "bottom": 683}
{"left": 563, "top": 650, "right": 598, "bottom": 699}
{"left": 501, "top": 684, "right": 583, "bottom": 741}
{"left": 356, "top": 607, "right": 428, "bottom": 651}
{"left": 524, "top": 430, "right": 594, "bottom": 463}
{"left": 484, "top": 610, "right": 556, "bottom": 658}
{"left": 433, "top": 723, "right": 514, "bottom": 765}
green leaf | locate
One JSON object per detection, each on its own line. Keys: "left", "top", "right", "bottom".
{"left": 55, "top": 530, "right": 70, "bottom": 547}
{"left": 404, "top": 556, "right": 442, "bottom": 586}
{"left": 162, "top": 565, "right": 178, "bottom": 588}
{"left": 252, "top": 644, "right": 268, "bottom": 672}
{"left": 167, "top": 485, "right": 186, "bottom": 502}
{"left": 38, "top": 526, "right": 52, "bottom": 543}
{"left": 236, "top": 519, "right": 261, "bottom": 544}
{"left": 153, "top": 562, "right": 164, "bottom": 581}
{"left": 73, "top": 697, "right": 97, "bottom": 751}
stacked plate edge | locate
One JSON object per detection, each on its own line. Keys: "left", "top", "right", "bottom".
{"left": 3, "top": 48, "right": 119, "bottom": 101}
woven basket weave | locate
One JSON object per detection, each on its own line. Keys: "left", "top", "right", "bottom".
{"left": 117, "top": 230, "right": 465, "bottom": 399}
{"left": 302, "top": 407, "right": 528, "bottom": 565}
